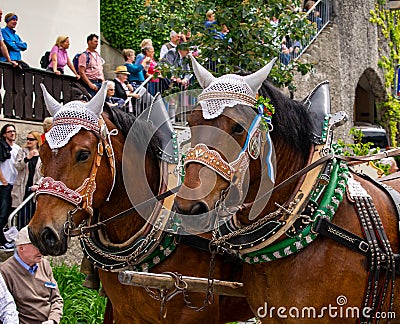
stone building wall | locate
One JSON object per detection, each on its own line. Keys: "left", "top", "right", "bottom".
{"left": 293, "top": 0, "right": 387, "bottom": 142}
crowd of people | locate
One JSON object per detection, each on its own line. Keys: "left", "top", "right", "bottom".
{"left": 0, "top": 121, "right": 51, "bottom": 251}
{"left": 275, "top": 0, "right": 326, "bottom": 65}
{"left": 0, "top": 7, "right": 232, "bottom": 114}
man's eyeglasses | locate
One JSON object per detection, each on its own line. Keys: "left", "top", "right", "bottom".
{"left": 6, "top": 130, "right": 16, "bottom": 133}
{"left": 26, "top": 138, "right": 36, "bottom": 141}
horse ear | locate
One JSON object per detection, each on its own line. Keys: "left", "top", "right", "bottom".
{"left": 244, "top": 58, "right": 277, "bottom": 94}
{"left": 40, "top": 83, "right": 62, "bottom": 116}
{"left": 85, "top": 82, "right": 108, "bottom": 118}
{"left": 189, "top": 54, "right": 215, "bottom": 89}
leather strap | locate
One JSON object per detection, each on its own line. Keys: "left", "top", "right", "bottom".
{"left": 335, "top": 148, "right": 400, "bottom": 165}
{"left": 313, "top": 216, "right": 370, "bottom": 256}
{"left": 175, "top": 233, "right": 238, "bottom": 259}
{"left": 68, "top": 184, "right": 181, "bottom": 237}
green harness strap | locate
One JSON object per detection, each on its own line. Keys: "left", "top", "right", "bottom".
{"left": 241, "top": 158, "right": 349, "bottom": 264}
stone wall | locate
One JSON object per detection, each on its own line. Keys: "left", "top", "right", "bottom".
{"left": 293, "top": 0, "right": 387, "bottom": 142}
{"left": 101, "top": 36, "right": 125, "bottom": 81}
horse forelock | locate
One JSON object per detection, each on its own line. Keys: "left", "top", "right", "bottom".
{"left": 259, "top": 80, "right": 312, "bottom": 161}
{"left": 103, "top": 104, "right": 161, "bottom": 161}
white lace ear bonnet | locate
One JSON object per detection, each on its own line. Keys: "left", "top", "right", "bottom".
{"left": 40, "top": 82, "right": 108, "bottom": 149}
{"left": 190, "top": 55, "right": 276, "bottom": 119}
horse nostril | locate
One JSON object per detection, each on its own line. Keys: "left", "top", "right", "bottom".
{"left": 190, "top": 202, "right": 209, "bottom": 215}
{"left": 28, "top": 227, "right": 38, "bottom": 247}
{"left": 40, "top": 227, "right": 59, "bottom": 247}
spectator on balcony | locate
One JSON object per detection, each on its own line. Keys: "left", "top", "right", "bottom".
{"left": 161, "top": 42, "right": 191, "bottom": 89}
{"left": 270, "top": 16, "right": 279, "bottom": 28}
{"left": 304, "top": 0, "right": 323, "bottom": 31}
{"left": 113, "top": 66, "right": 140, "bottom": 113}
{"left": 0, "top": 13, "right": 27, "bottom": 68}
{"left": 280, "top": 37, "right": 292, "bottom": 65}
{"left": 135, "top": 38, "right": 152, "bottom": 65}
{"left": 204, "top": 10, "right": 217, "bottom": 34}
{"left": 122, "top": 48, "right": 150, "bottom": 88}
{"left": 105, "top": 81, "right": 125, "bottom": 110}
{"left": 11, "top": 131, "right": 42, "bottom": 228}
{"left": 214, "top": 23, "right": 232, "bottom": 43}
{"left": 159, "top": 31, "right": 180, "bottom": 60}
{"left": 142, "top": 46, "right": 162, "bottom": 96}
{"left": 0, "top": 8, "right": 17, "bottom": 67}
{"left": 292, "top": 39, "right": 302, "bottom": 59}
{"left": 181, "top": 29, "right": 191, "bottom": 43}
{"left": 47, "top": 35, "right": 80, "bottom": 78}
{"left": 78, "top": 34, "right": 105, "bottom": 98}
{"left": 0, "top": 124, "right": 20, "bottom": 251}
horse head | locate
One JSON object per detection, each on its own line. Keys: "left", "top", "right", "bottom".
{"left": 28, "top": 83, "right": 140, "bottom": 255}
{"left": 174, "top": 56, "right": 312, "bottom": 228}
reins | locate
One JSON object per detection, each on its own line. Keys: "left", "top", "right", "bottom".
{"left": 67, "top": 184, "right": 182, "bottom": 237}
{"left": 225, "top": 147, "right": 400, "bottom": 214}
{"left": 68, "top": 148, "right": 400, "bottom": 237}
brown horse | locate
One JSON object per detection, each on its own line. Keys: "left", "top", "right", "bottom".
{"left": 28, "top": 83, "right": 253, "bottom": 323}
{"left": 173, "top": 57, "right": 400, "bottom": 323}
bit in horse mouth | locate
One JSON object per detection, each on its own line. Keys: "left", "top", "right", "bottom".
{"left": 174, "top": 210, "right": 219, "bottom": 234}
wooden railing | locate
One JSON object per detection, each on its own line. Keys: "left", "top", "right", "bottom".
{"left": 0, "top": 62, "right": 82, "bottom": 122}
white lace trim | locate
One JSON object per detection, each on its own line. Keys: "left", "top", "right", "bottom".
{"left": 198, "top": 74, "right": 256, "bottom": 120}
{"left": 46, "top": 102, "right": 100, "bottom": 149}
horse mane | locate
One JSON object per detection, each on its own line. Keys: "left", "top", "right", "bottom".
{"left": 102, "top": 104, "right": 161, "bottom": 159}
{"left": 259, "top": 80, "right": 312, "bottom": 160}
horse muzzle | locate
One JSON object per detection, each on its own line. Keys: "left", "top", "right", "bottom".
{"left": 28, "top": 225, "right": 68, "bottom": 256}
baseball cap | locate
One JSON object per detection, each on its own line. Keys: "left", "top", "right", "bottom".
{"left": 15, "top": 226, "right": 31, "bottom": 246}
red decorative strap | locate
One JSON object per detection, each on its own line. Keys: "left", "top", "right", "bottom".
{"left": 36, "top": 177, "right": 83, "bottom": 206}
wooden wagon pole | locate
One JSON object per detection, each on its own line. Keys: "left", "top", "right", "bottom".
{"left": 118, "top": 271, "right": 246, "bottom": 297}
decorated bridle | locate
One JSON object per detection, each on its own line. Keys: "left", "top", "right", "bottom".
{"left": 36, "top": 83, "right": 116, "bottom": 219}
{"left": 183, "top": 56, "right": 276, "bottom": 208}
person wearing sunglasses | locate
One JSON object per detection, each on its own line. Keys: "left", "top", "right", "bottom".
{"left": 11, "top": 131, "right": 42, "bottom": 229}
{"left": 0, "top": 124, "right": 20, "bottom": 251}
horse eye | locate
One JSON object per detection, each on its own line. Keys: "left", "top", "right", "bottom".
{"left": 232, "top": 123, "right": 245, "bottom": 134}
{"left": 76, "top": 151, "right": 90, "bottom": 162}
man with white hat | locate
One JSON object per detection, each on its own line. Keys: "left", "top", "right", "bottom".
{"left": 0, "top": 226, "right": 63, "bottom": 324}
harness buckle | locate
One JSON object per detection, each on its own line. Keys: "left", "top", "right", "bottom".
{"left": 97, "top": 142, "right": 104, "bottom": 156}
{"left": 358, "top": 241, "right": 369, "bottom": 253}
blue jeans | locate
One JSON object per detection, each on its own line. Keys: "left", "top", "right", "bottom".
{"left": 0, "top": 184, "right": 12, "bottom": 244}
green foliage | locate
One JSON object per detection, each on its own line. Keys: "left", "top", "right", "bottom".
{"left": 100, "top": 0, "right": 158, "bottom": 54}
{"left": 370, "top": 4, "right": 400, "bottom": 146}
{"left": 337, "top": 128, "right": 393, "bottom": 175}
{"left": 337, "top": 128, "right": 379, "bottom": 156}
{"left": 100, "top": 0, "right": 195, "bottom": 58}
{"left": 53, "top": 264, "right": 106, "bottom": 324}
{"left": 100, "top": 0, "right": 315, "bottom": 88}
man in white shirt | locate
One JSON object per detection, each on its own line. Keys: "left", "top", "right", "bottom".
{"left": 0, "top": 124, "right": 20, "bottom": 250}
{"left": 159, "top": 30, "right": 181, "bottom": 60}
